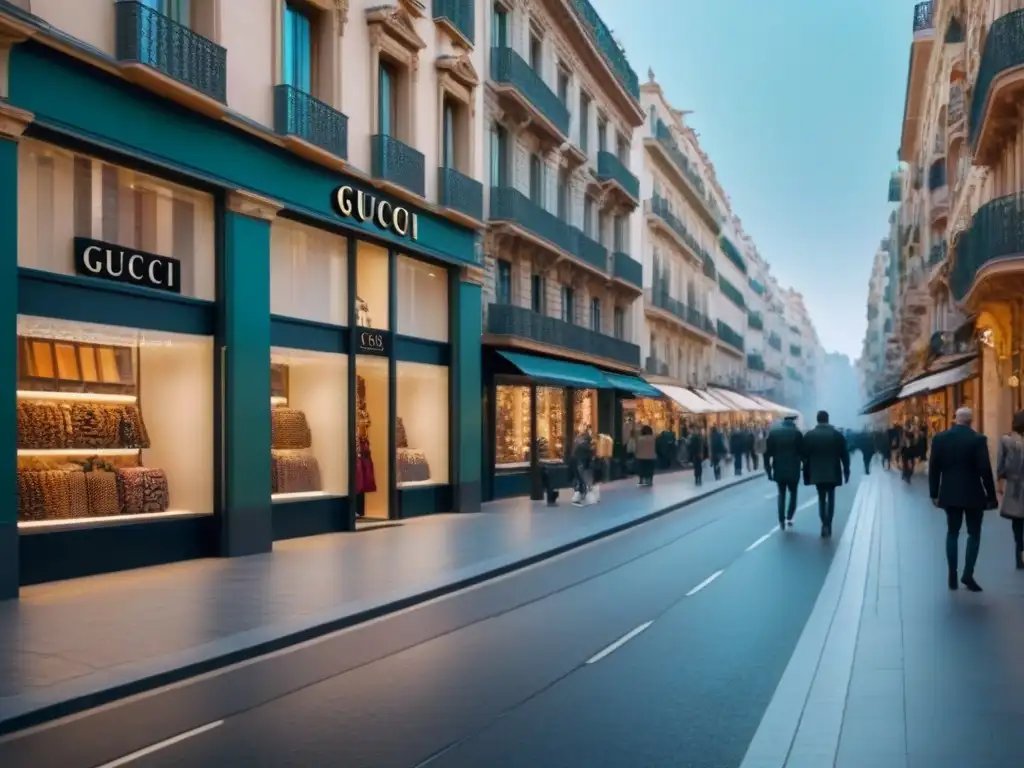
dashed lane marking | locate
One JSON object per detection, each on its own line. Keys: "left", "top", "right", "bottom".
{"left": 586, "top": 621, "right": 655, "bottom": 664}
{"left": 686, "top": 570, "right": 724, "bottom": 597}
{"left": 96, "top": 721, "right": 224, "bottom": 767}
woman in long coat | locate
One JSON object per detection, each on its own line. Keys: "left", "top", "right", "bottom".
{"left": 996, "top": 410, "right": 1024, "bottom": 569}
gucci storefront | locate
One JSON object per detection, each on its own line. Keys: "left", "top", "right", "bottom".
{"left": 0, "top": 40, "right": 482, "bottom": 595}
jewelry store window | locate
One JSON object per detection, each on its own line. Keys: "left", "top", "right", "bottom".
{"left": 574, "top": 389, "right": 597, "bottom": 435}
{"left": 495, "top": 384, "right": 531, "bottom": 468}
{"left": 270, "top": 350, "right": 348, "bottom": 501}
{"left": 16, "top": 316, "right": 214, "bottom": 529}
{"left": 536, "top": 386, "right": 566, "bottom": 462}
{"left": 18, "top": 139, "right": 215, "bottom": 300}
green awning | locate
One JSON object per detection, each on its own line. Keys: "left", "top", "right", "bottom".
{"left": 603, "top": 373, "right": 663, "bottom": 398}
{"left": 498, "top": 351, "right": 612, "bottom": 388}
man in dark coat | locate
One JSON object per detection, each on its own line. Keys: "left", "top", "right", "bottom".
{"left": 729, "top": 428, "right": 746, "bottom": 477}
{"left": 858, "top": 430, "right": 876, "bottom": 474}
{"left": 687, "top": 429, "right": 707, "bottom": 486}
{"left": 873, "top": 429, "right": 891, "bottom": 470}
{"left": 928, "top": 407, "right": 997, "bottom": 592}
{"left": 802, "top": 410, "right": 851, "bottom": 538}
{"left": 765, "top": 415, "right": 804, "bottom": 530}
{"left": 709, "top": 426, "right": 727, "bottom": 480}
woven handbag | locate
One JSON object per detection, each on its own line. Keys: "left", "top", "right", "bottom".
{"left": 271, "top": 408, "right": 312, "bottom": 450}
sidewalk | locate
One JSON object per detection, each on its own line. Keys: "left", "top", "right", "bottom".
{"left": 743, "top": 466, "right": 1024, "bottom": 768}
{"left": 0, "top": 466, "right": 762, "bottom": 734}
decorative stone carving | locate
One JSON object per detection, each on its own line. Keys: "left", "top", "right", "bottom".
{"left": 366, "top": 4, "right": 427, "bottom": 56}
{"left": 436, "top": 52, "right": 479, "bottom": 90}
{"left": 335, "top": 0, "right": 349, "bottom": 35}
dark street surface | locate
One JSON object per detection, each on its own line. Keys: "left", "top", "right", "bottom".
{"left": 1, "top": 469, "right": 861, "bottom": 768}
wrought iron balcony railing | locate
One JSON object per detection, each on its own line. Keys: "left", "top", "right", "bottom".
{"left": 969, "top": 9, "right": 1024, "bottom": 149}
{"left": 274, "top": 84, "right": 348, "bottom": 160}
{"left": 928, "top": 158, "right": 947, "bottom": 190}
{"left": 747, "top": 354, "right": 765, "bottom": 371}
{"left": 491, "top": 186, "right": 576, "bottom": 255}
{"left": 612, "top": 251, "right": 642, "bottom": 288}
{"left": 950, "top": 191, "right": 1024, "bottom": 301}
{"left": 432, "top": 0, "right": 475, "bottom": 44}
{"left": 913, "top": 1, "right": 934, "bottom": 33}
{"left": 719, "top": 236, "right": 747, "bottom": 273}
{"left": 490, "top": 47, "right": 570, "bottom": 137}
{"left": 768, "top": 332, "right": 782, "bottom": 351}
{"left": 488, "top": 302, "right": 640, "bottom": 368}
{"left": 888, "top": 174, "right": 902, "bottom": 202}
{"left": 718, "top": 275, "right": 745, "bottom": 309}
{"left": 748, "top": 311, "right": 764, "bottom": 330}
{"left": 438, "top": 167, "right": 484, "bottom": 221}
{"left": 647, "top": 196, "right": 703, "bottom": 259}
{"left": 646, "top": 285, "right": 712, "bottom": 335}
{"left": 568, "top": 0, "right": 640, "bottom": 100}
{"left": 717, "top": 320, "right": 745, "bottom": 352}
{"left": 645, "top": 356, "right": 669, "bottom": 377}
{"left": 572, "top": 228, "right": 610, "bottom": 272}
{"left": 371, "top": 134, "right": 425, "bottom": 197}
{"left": 597, "top": 151, "right": 640, "bottom": 201}
{"left": 114, "top": 0, "right": 226, "bottom": 102}
{"left": 790, "top": 344, "right": 802, "bottom": 356}
{"left": 748, "top": 277, "right": 765, "bottom": 295}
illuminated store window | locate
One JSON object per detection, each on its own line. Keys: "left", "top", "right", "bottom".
{"left": 15, "top": 316, "right": 213, "bottom": 528}
{"left": 356, "top": 241, "right": 390, "bottom": 330}
{"left": 17, "top": 139, "right": 215, "bottom": 301}
{"left": 395, "top": 362, "right": 449, "bottom": 487}
{"left": 574, "top": 389, "right": 597, "bottom": 435}
{"left": 397, "top": 255, "right": 448, "bottom": 342}
{"left": 495, "top": 384, "right": 530, "bottom": 468}
{"left": 270, "top": 220, "right": 347, "bottom": 325}
{"left": 269, "top": 348, "right": 348, "bottom": 501}
{"left": 356, "top": 355, "right": 389, "bottom": 518}
{"left": 536, "top": 386, "right": 565, "bottom": 462}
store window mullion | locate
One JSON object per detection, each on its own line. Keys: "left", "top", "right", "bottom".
{"left": 346, "top": 236, "right": 358, "bottom": 525}
{"left": 388, "top": 247, "right": 398, "bottom": 519}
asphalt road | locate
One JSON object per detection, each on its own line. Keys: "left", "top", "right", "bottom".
{"left": 1, "top": 466, "right": 865, "bottom": 768}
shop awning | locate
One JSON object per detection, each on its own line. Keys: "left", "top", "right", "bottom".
{"left": 708, "top": 387, "right": 766, "bottom": 412}
{"left": 748, "top": 395, "right": 799, "bottom": 416}
{"left": 497, "top": 351, "right": 611, "bottom": 389}
{"left": 652, "top": 383, "right": 718, "bottom": 414}
{"left": 898, "top": 359, "right": 977, "bottom": 400}
{"left": 860, "top": 385, "right": 904, "bottom": 416}
{"left": 604, "top": 372, "right": 663, "bottom": 398}
{"left": 691, "top": 389, "right": 736, "bottom": 412}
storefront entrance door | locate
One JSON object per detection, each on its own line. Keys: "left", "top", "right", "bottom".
{"left": 355, "top": 354, "right": 391, "bottom": 519}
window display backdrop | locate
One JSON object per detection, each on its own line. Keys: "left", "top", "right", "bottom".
{"left": 356, "top": 355, "right": 390, "bottom": 518}
{"left": 270, "top": 219, "right": 347, "bottom": 325}
{"left": 397, "top": 255, "right": 448, "bottom": 342}
{"left": 18, "top": 139, "right": 215, "bottom": 301}
{"left": 15, "top": 315, "right": 214, "bottom": 528}
{"left": 495, "top": 384, "right": 531, "bottom": 468}
{"left": 395, "top": 362, "right": 449, "bottom": 487}
{"left": 270, "top": 348, "right": 348, "bottom": 501}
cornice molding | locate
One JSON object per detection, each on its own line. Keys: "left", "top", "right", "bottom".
{"left": 226, "top": 190, "right": 282, "bottom": 221}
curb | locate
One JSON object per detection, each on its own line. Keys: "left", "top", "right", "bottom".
{"left": 0, "top": 471, "right": 764, "bottom": 737}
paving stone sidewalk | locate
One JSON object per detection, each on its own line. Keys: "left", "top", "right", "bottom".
{"left": 0, "top": 466, "right": 763, "bottom": 732}
{"left": 747, "top": 465, "right": 1024, "bottom": 768}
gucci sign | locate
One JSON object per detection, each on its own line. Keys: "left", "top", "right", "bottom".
{"left": 358, "top": 330, "right": 390, "bottom": 357}
{"left": 333, "top": 186, "right": 419, "bottom": 241}
{"left": 73, "top": 237, "right": 181, "bottom": 294}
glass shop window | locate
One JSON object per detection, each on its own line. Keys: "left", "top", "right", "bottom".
{"left": 397, "top": 255, "right": 449, "bottom": 342}
{"left": 271, "top": 219, "right": 348, "bottom": 326}
{"left": 396, "top": 361, "right": 449, "bottom": 487}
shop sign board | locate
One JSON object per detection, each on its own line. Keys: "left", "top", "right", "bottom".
{"left": 73, "top": 237, "right": 181, "bottom": 294}
{"left": 357, "top": 328, "right": 391, "bottom": 357}
{"left": 332, "top": 186, "right": 419, "bottom": 241}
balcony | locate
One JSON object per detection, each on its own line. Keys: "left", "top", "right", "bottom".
{"left": 644, "top": 286, "right": 715, "bottom": 340}
{"left": 969, "top": 9, "right": 1024, "bottom": 166}
{"left": 371, "top": 135, "right": 426, "bottom": 198}
{"left": 645, "top": 356, "right": 669, "bottom": 377}
{"left": 114, "top": 0, "right": 226, "bottom": 112}
{"left": 438, "top": 167, "right": 484, "bottom": 224}
{"left": 747, "top": 354, "right": 765, "bottom": 371}
{"left": 790, "top": 344, "right": 802, "bottom": 356}
{"left": 950, "top": 192, "right": 1024, "bottom": 304}
{"left": 717, "top": 320, "right": 744, "bottom": 354}
{"left": 644, "top": 196, "right": 704, "bottom": 266}
{"left": 749, "top": 277, "right": 765, "bottom": 296}
{"left": 274, "top": 84, "right": 348, "bottom": 166}
{"left": 719, "top": 275, "right": 745, "bottom": 309}
{"left": 913, "top": 2, "right": 934, "bottom": 36}
{"left": 567, "top": 0, "right": 640, "bottom": 101}
{"left": 489, "top": 187, "right": 607, "bottom": 275}
{"left": 787, "top": 366, "right": 802, "bottom": 382}
{"left": 929, "top": 158, "right": 948, "bottom": 222}
{"left": 928, "top": 240, "right": 947, "bottom": 268}
{"left": 719, "top": 236, "right": 748, "bottom": 274}
{"left": 644, "top": 119, "right": 720, "bottom": 231}
{"left": 487, "top": 302, "right": 640, "bottom": 369}
{"left": 611, "top": 251, "right": 642, "bottom": 291}
{"left": 888, "top": 173, "right": 902, "bottom": 202}
{"left": 597, "top": 151, "right": 640, "bottom": 205}
{"left": 768, "top": 333, "right": 782, "bottom": 351}
{"left": 748, "top": 311, "right": 764, "bottom": 331}
{"left": 432, "top": 0, "right": 474, "bottom": 46}
{"left": 900, "top": 3, "right": 937, "bottom": 163}
{"left": 490, "top": 47, "right": 570, "bottom": 143}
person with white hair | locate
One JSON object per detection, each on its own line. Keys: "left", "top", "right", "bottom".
{"left": 928, "top": 406, "right": 998, "bottom": 592}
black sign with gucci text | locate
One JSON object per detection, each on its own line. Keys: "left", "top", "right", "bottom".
{"left": 73, "top": 237, "right": 182, "bottom": 294}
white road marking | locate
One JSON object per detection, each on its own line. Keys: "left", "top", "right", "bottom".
{"left": 746, "top": 530, "right": 777, "bottom": 551}
{"left": 796, "top": 498, "right": 817, "bottom": 511}
{"left": 686, "top": 569, "right": 724, "bottom": 596}
{"left": 96, "top": 721, "right": 224, "bottom": 767}
{"left": 586, "top": 621, "right": 654, "bottom": 664}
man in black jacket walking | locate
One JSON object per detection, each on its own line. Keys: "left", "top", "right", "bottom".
{"left": 928, "top": 407, "right": 997, "bottom": 592}
{"left": 730, "top": 428, "right": 746, "bottom": 477}
{"left": 802, "top": 410, "right": 851, "bottom": 538}
{"left": 765, "top": 415, "right": 803, "bottom": 531}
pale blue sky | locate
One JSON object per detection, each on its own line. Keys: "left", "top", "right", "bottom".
{"left": 591, "top": 0, "right": 914, "bottom": 358}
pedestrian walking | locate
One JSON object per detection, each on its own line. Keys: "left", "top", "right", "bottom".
{"left": 928, "top": 407, "right": 997, "bottom": 592}
{"left": 710, "top": 426, "right": 727, "bottom": 481}
{"left": 753, "top": 428, "right": 766, "bottom": 472}
{"left": 635, "top": 424, "right": 656, "bottom": 487}
{"left": 570, "top": 429, "right": 595, "bottom": 506}
{"left": 801, "top": 410, "right": 851, "bottom": 538}
{"left": 765, "top": 414, "right": 803, "bottom": 530}
{"left": 687, "top": 428, "right": 707, "bottom": 486}
{"left": 874, "top": 429, "right": 891, "bottom": 470}
{"left": 995, "top": 410, "right": 1024, "bottom": 570}
{"left": 730, "top": 427, "right": 746, "bottom": 477}
{"left": 859, "top": 430, "right": 876, "bottom": 474}
{"left": 900, "top": 423, "right": 918, "bottom": 482}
